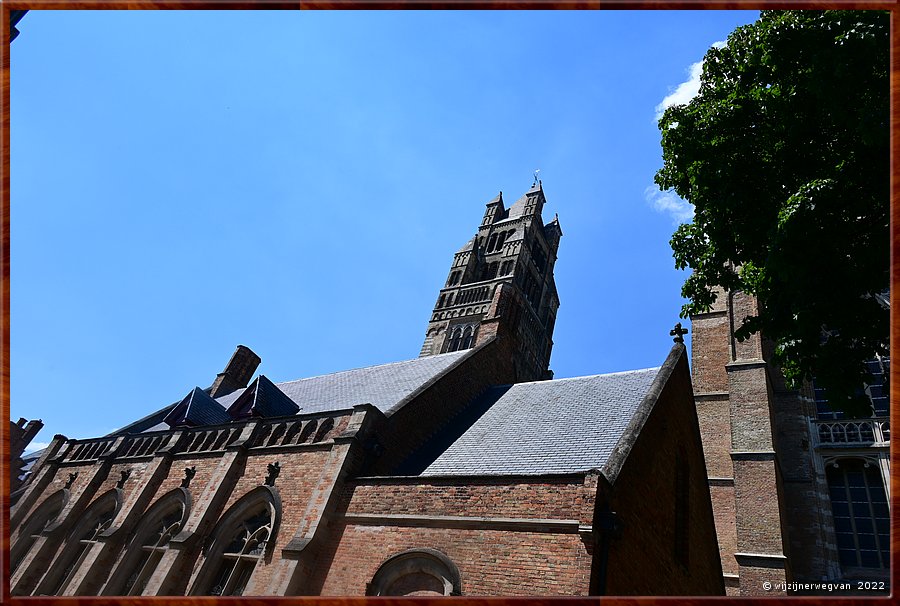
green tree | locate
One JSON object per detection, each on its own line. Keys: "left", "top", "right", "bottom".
{"left": 655, "top": 10, "right": 889, "bottom": 415}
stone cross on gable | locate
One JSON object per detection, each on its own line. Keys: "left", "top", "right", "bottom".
{"left": 670, "top": 322, "right": 688, "bottom": 343}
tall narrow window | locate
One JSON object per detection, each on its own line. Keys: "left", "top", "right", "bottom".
{"left": 11, "top": 490, "right": 67, "bottom": 574}
{"left": 495, "top": 232, "right": 507, "bottom": 250}
{"left": 827, "top": 459, "right": 889, "bottom": 571}
{"left": 447, "top": 328, "right": 463, "bottom": 352}
{"left": 203, "top": 508, "right": 272, "bottom": 596}
{"left": 191, "top": 488, "right": 279, "bottom": 597}
{"left": 40, "top": 490, "right": 119, "bottom": 596}
{"left": 486, "top": 233, "right": 498, "bottom": 252}
{"left": 461, "top": 326, "right": 475, "bottom": 350}
{"left": 109, "top": 490, "right": 189, "bottom": 596}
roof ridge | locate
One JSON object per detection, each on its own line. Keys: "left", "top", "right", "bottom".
{"left": 273, "top": 350, "right": 470, "bottom": 388}
{"left": 496, "top": 367, "right": 662, "bottom": 390}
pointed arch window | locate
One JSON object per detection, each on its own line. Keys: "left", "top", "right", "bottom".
{"left": 107, "top": 489, "right": 189, "bottom": 596}
{"left": 191, "top": 487, "right": 280, "bottom": 597}
{"left": 486, "top": 233, "right": 498, "bottom": 252}
{"left": 460, "top": 326, "right": 476, "bottom": 350}
{"left": 39, "top": 489, "right": 120, "bottom": 596}
{"left": 447, "top": 327, "right": 463, "bottom": 353}
{"left": 11, "top": 489, "right": 68, "bottom": 574}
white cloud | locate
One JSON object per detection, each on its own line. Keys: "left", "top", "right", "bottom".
{"left": 655, "top": 41, "right": 726, "bottom": 120}
{"left": 23, "top": 441, "right": 50, "bottom": 455}
{"left": 645, "top": 185, "right": 694, "bottom": 225}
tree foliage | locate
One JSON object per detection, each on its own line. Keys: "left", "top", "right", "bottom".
{"left": 655, "top": 10, "right": 889, "bottom": 414}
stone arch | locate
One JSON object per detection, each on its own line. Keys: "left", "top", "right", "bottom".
{"left": 103, "top": 488, "right": 191, "bottom": 595}
{"left": 11, "top": 488, "right": 69, "bottom": 574}
{"left": 189, "top": 486, "right": 281, "bottom": 596}
{"left": 367, "top": 548, "right": 462, "bottom": 596}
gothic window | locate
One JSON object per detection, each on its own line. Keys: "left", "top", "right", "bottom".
{"left": 109, "top": 489, "right": 188, "bottom": 596}
{"left": 446, "top": 293, "right": 454, "bottom": 307}
{"left": 488, "top": 262, "right": 499, "bottom": 280}
{"left": 495, "top": 232, "right": 507, "bottom": 250}
{"left": 447, "top": 271, "right": 461, "bottom": 286}
{"left": 486, "top": 233, "right": 498, "bottom": 252}
{"left": 531, "top": 241, "right": 546, "bottom": 272}
{"left": 40, "top": 489, "right": 120, "bottom": 596}
{"left": 191, "top": 488, "right": 279, "bottom": 597}
{"left": 460, "top": 326, "right": 476, "bottom": 350}
{"left": 367, "top": 548, "right": 462, "bottom": 596}
{"left": 437, "top": 294, "right": 445, "bottom": 308}
{"left": 500, "top": 261, "right": 513, "bottom": 276}
{"left": 827, "top": 459, "right": 889, "bottom": 571}
{"left": 11, "top": 489, "right": 68, "bottom": 574}
{"left": 447, "top": 327, "right": 463, "bottom": 353}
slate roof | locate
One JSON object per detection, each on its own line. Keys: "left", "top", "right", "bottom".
{"left": 227, "top": 375, "right": 300, "bottom": 418}
{"left": 215, "top": 350, "right": 472, "bottom": 415}
{"left": 164, "top": 387, "right": 231, "bottom": 427}
{"left": 418, "top": 367, "right": 660, "bottom": 477}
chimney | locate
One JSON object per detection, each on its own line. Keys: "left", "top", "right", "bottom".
{"left": 209, "top": 345, "right": 261, "bottom": 398}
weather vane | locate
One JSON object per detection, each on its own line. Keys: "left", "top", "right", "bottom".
{"left": 533, "top": 169, "right": 541, "bottom": 185}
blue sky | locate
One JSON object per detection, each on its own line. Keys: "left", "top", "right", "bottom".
{"left": 11, "top": 10, "right": 759, "bottom": 447}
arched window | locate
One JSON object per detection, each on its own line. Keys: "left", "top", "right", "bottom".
{"left": 191, "top": 487, "right": 280, "bottom": 597}
{"left": 488, "top": 262, "right": 499, "bottom": 280}
{"left": 367, "top": 548, "right": 461, "bottom": 596}
{"left": 461, "top": 326, "right": 475, "bottom": 350}
{"left": 107, "top": 489, "right": 189, "bottom": 596}
{"left": 447, "top": 328, "right": 463, "bottom": 353}
{"left": 495, "top": 232, "right": 507, "bottom": 250}
{"left": 11, "top": 489, "right": 69, "bottom": 574}
{"left": 40, "top": 489, "right": 121, "bottom": 596}
{"left": 486, "top": 233, "right": 498, "bottom": 252}
{"left": 826, "top": 458, "right": 889, "bottom": 571}
{"left": 437, "top": 294, "right": 445, "bottom": 308}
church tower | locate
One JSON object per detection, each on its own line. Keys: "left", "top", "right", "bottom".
{"left": 419, "top": 181, "right": 562, "bottom": 382}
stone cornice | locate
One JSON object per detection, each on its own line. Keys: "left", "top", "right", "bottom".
{"left": 342, "top": 513, "right": 584, "bottom": 534}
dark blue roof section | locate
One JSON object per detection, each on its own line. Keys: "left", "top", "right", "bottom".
{"left": 164, "top": 387, "right": 231, "bottom": 427}
{"left": 227, "top": 375, "right": 300, "bottom": 419}
{"left": 418, "top": 368, "right": 660, "bottom": 476}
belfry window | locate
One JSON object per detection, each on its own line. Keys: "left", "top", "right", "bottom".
{"left": 447, "top": 327, "right": 463, "bottom": 352}
{"left": 461, "top": 326, "right": 475, "bottom": 350}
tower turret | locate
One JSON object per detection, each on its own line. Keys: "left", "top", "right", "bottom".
{"left": 419, "top": 183, "right": 562, "bottom": 382}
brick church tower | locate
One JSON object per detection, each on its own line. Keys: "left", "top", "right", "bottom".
{"left": 691, "top": 289, "right": 890, "bottom": 595}
{"left": 418, "top": 181, "right": 562, "bottom": 382}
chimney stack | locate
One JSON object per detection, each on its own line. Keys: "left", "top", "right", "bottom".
{"left": 209, "top": 345, "right": 261, "bottom": 398}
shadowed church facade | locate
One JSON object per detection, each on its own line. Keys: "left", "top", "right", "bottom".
{"left": 10, "top": 184, "right": 726, "bottom": 596}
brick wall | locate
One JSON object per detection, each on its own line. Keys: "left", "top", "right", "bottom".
{"left": 315, "top": 474, "right": 596, "bottom": 596}
{"left": 605, "top": 350, "right": 724, "bottom": 596}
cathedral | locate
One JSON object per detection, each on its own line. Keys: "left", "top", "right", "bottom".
{"left": 9, "top": 182, "right": 889, "bottom": 596}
